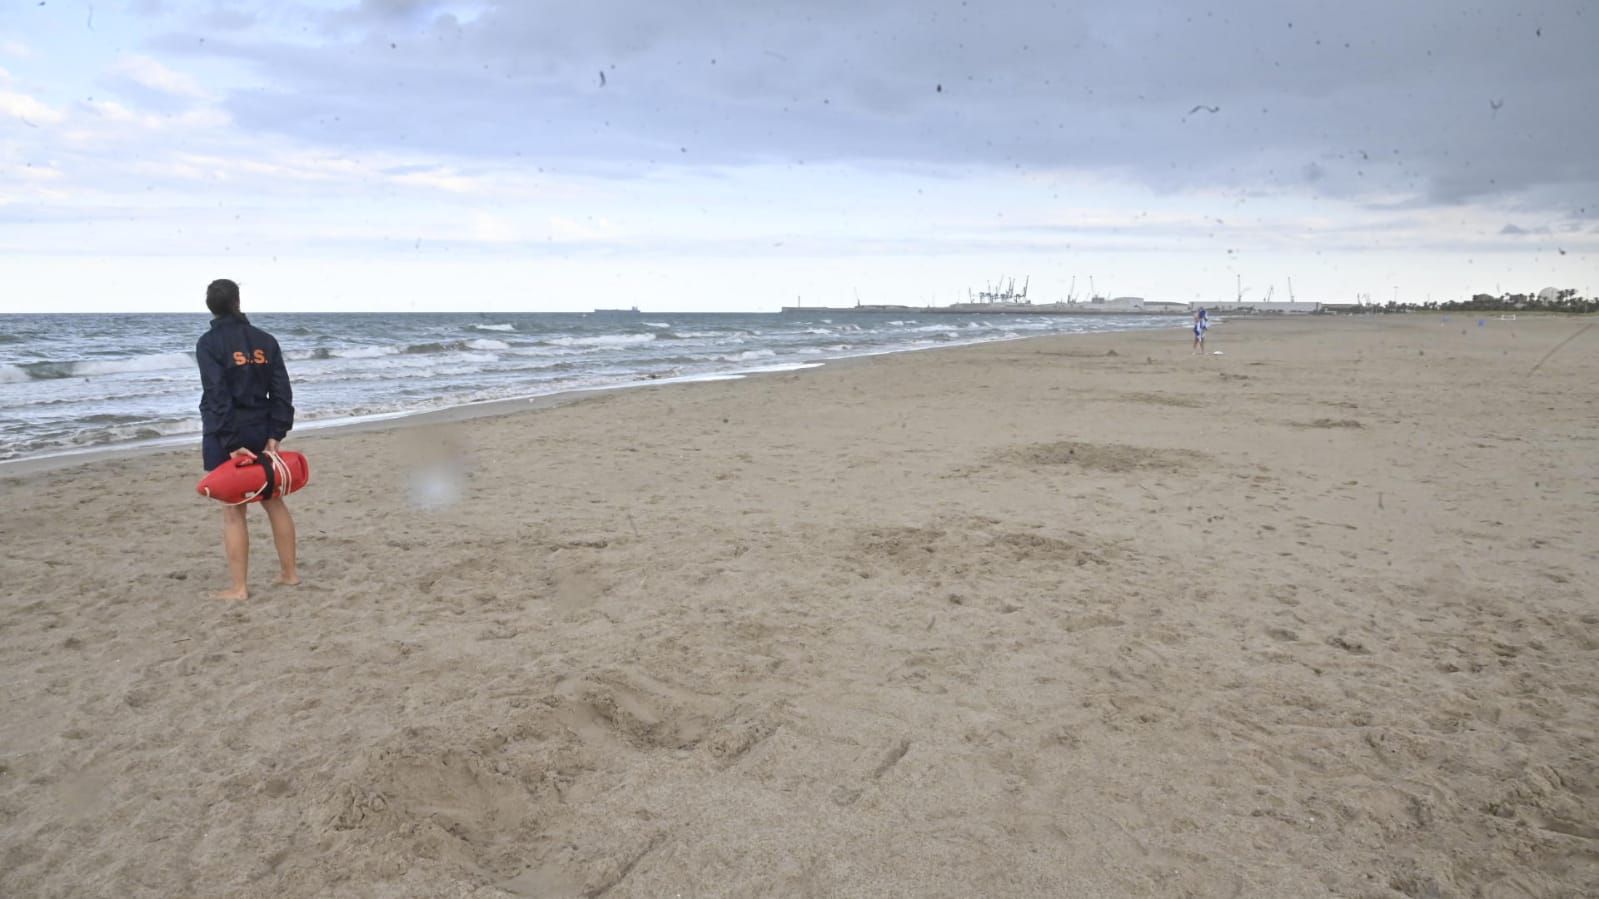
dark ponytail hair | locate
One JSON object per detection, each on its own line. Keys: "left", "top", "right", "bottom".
{"left": 206, "top": 279, "right": 242, "bottom": 319}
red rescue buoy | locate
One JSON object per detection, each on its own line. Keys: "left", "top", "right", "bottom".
{"left": 196, "top": 451, "right": 310, "bottom": 505}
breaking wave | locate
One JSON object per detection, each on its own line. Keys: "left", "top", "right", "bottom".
{"left": 10, "top": 352, "right": 194, "bottom": 380}
{"left": 547, "top": 333, "right": 657, "bottom": 348}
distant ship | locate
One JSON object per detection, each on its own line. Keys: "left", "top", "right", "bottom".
{"left": 592, "top": 306, "right": 640, "bottom": 314}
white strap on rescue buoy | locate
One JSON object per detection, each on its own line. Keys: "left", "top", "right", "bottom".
{"left": 264, "top": 450, "right": 295, "bottom": 497}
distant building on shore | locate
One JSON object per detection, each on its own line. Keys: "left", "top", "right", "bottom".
{"left": 1200, "top": 301, "right": 1322, "bottom": 314}
{"left": 1077, "top": 296, "right": 1195, "bottom": 313}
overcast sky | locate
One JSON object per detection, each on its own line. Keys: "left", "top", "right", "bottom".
{"left": 2, "top": 0, "right": 1595, "bottom": 312}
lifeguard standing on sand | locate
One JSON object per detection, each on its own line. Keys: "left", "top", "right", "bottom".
{"left": 196, "top": 279, "right": 300, "bottom": 600}
{"left": 1192, "top": 307, "right": 1210, "bottom": 353}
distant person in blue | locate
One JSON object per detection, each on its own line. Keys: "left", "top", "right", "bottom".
{"left": 197, "top": 279, "right": 299, "bottom": 600}
{"left": 1192, "top": 307, "right": 1210, "bottom": 353}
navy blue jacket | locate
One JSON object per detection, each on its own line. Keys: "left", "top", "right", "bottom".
{"left": 196, "top": 315, "right": 294, "bottom": 451}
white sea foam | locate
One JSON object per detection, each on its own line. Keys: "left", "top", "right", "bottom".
{"left": 470, "top": 323, "right": 516, "bottom": 332}
{"left": 332, "top": 345, "right": 401, "bottom": 359}
{"left": 643, "top": 321, "right": 672, "bottom": 329}
{"left": 548, "top": 333, "right": 657, "bottom": 348}
{"left": 54, "top": 352, "right": 196, "bottom": 378}
{"left": 734, "top": 362, "right": 825, "bottom": 375}
{"left": 103, "top": 419, "right": 196, "bottom": 441}
{"left": 664, "top": 372, "right": 746, "bottom": 384}
{"left": 501, "top": 344, "right": 577, "bottom": 358}
{"left": 465, "top": 338, "right": 510, "bottom": 351}
{"left": 727, "top": 349, "right": 776, "bottom": 361}
{"left": 0, "top": 364, "right": 28, "bottom": 383}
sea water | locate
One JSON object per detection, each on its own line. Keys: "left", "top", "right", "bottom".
{"left": 0, "top": 311, "right": 1180, "bottom": 463}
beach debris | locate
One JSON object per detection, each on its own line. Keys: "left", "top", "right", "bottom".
{"left": 1528, "top": 322, "right": 1595, "bottom": 375}
{"left": 1327, "top": 635, "right": 1369, "bottom": 654}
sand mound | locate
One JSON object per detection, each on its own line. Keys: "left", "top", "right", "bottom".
{"left": 1001, "top": 439, "right": 1197, "bottom": 473}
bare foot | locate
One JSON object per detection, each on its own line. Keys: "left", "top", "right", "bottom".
{"left": 275, "top": 573, "right": 301, "bottom": 587}
{"left": 213, "top": 587, "right": 249, "bottom": 601}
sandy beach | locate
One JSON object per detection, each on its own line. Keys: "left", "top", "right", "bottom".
{"left": 2, "top": 314, "right": 1596, "bottom": 897}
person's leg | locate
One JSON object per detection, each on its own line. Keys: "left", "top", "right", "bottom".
{"left": 261, "top": 496, "right": 299, "bottom": 585}
{"left": 217, "top": 504, "right": 249, "bottom": 600}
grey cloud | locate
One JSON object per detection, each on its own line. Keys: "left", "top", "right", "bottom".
{"left": 198, "top": 7, "right": 259, "bottom": 31}
{"left": 344, "top": 0, "right": 437, "bottom": 16}
{"left": 144, "top": 0, "right": 1597, "bottom": 213}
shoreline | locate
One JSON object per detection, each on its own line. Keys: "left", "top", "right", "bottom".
{"left": 0, "top": 321, "right": 1189, "bottom": 478}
